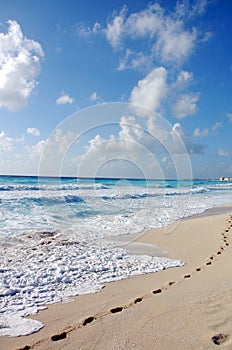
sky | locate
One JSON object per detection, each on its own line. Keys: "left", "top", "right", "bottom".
{"left": 0, "top": 0, "right": 231, "bottom": 179}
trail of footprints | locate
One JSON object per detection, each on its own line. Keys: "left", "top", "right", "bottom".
{"left": 19, "top": 214, "right": 232, "bottom": 349}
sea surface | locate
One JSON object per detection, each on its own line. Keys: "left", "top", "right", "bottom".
{"left": 0, "top": 175, "right": 232, "bottom": 336}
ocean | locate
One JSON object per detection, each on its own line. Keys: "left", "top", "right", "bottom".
{"left": 0, "top": 175, "right": 232, "bottom": 336}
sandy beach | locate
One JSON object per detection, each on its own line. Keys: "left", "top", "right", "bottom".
{"left": 1, "top": 207, "right": 232, "bottom": 350}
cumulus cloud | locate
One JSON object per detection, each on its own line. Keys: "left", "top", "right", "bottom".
{"left": 84, "top": 115, "right": 205, "bottom": 165}
{"left": 193, "top": 121, "right": 222, "bottom": 137}
{"left": 130, "top": 67, "right": 168, "bottom": 112}
{"left": 78, "top": 1, "right": 208, "bottom": 68}
{"left": 75, "top": 1, "right": 211, "bottom": 123}
{"left": 105, "top": 6, "right": 126, "bottom": 49}
{"left": 211, "top": 121, "right": 222, "bottom": 132}
{"left": 0, "top": 130, "right": 24, "bottom": 154}
{"left": 170, "top": 123, "right": 205, "bottom": 155}
{"left": 35, "top": 129, "right": 82, "bottom": 176}
{"left": 76, "top": 2, "right": 209, "bottom": 119}
{"left": 0, "top": 20, "right": 44, "bottom": 111}
{"left": 172, "top": 93, "right": 199, "bottom": 118}
{"left": 128, "top": 67, "right": 200, "bottom": 118}
{"left": 154, "top": 19, "right": 197, "bottom": 63}
{"left": 0, "top": 131, "right": 15, "bottom": 154}
{"left": 104, "top": 2, "right": 198, "bottom": 65}
{"left": 176, "top": 70, "right": 193, "bottom": 85}
{"left": 26, "top": 127, "right": 40, "bottom": 136}
{"left": 193, "top": 127, "right": 209, "bottom": 137}
{"left": 29, "top": 139, "right": 47, "bottom": 157}
{"left": 56, "top": 93, "right": 74, "bottom": 105}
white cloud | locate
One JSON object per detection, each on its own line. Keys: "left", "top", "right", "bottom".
{"left": 171, "top": 122, "right": 205, "bottom": 154}
{"left": 105, "top": 6, "right": 126, "bottom": 49}
{"left": 193, "top": 127, "right": 209, "bottom": 137}
{"left": 78, "top": 0, "right": 211, "bottom": 71}
{"left": 211, "top": 121, "right": 222, "bottom": 132}
{"left": 154, "top": 19, "right": 197, "bottom": 63}
{"left": 124, "top": 3, "right": 163, "bottom": 38}
{"left": 0, "top": 131, "right": 15, "bottom": 154}
{"left": 218, "top": 149, "right": 229, "bottom": 157}
{"left": 93, "top": 22, "right": 101, "bottom": 33}
{"left": 51, "top": 129, "right": 76, "bottom": 154}
{"left": 130, "top": 67, "right": 168, "bottom": 113}
{"left": 191, "top": 0, "right": 209, "bottom": 16}
{"left": 118, "top": 49, "right": 151, "bottom": 71}
{"left": 176, "top": 70, "right": 193, "bottom": 85}
{"left": 0, "top": 20, "right": 44, "bottom": 111}
{"left": 29, "top": 128, "right": 77, "bottom": 163}
{"left": 56, "top": 93, "right": 74, "bottom": 105}
{"left": 26, "top": 127, "right": 40, "bottom": 136}
{"left": 29, "top": 139, "right": 47, "bottom": 157}
{"left": 172, "top": 93, "right": 199, "bottom": 118}
{"left": 104, "top": 3, "right": 198, "bottom": 65}
{"left": 175, "top": 0, "right": 209, "bottom": 18}
{"left": 90, "top": 92, "right": 98, "bottom": 101}
{"left": 129, "top": 67, "right": 200, "bottom": 119}
{"left": 83, "top": 115, "right": 205, "bottom": 169}
{"left": 76, "top": 21, "right": 101, "bottom": 39}
{"left": 193, "top": 121, "right": 222, "bottom": 137}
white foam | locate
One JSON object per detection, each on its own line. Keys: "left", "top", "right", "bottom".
{"left": 0, "top": 309, "right": 44, "bottom": 337}
{"left": 0, "top": 232, "right": 184, "bottom": 337}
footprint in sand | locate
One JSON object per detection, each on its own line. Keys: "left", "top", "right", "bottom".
{"left": 152, "top": 288, "right": 162, "bottom": 294}
{"left": 168, "top": 281, "right": 175, "bottom": 286}
{"left": 110, "top": 306, "right": 124, "bottom": 313}
{"left": 51, "top": 332, "right": 67, "bottom": 341}
{"left": 82, "top": 316, "right": 95, "bottom": 326}
{"left": 134, "top": 297, "right": 143, "bottom": 304}
{"left": 211, "top": 333, "right": 229, "bottom": 345}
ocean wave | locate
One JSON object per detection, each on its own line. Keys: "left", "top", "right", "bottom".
{"left": 210, "top": 183, "right": 232, "bottom": 189}
{"left": 3, "top": 195, "right": 85, "bottom": 205}
{"left": 35, "top": 195, "right": 85, "bottom": 205}
{"left": 100, "top": 188, "right": 207, "bottom": 200}
{"left": 190, "top": 187, "right": 209, "bottom": 194}
{"left": 0, "top": 183, "right": 109, "bottom": 192}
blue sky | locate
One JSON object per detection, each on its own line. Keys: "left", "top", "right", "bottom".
{"left": 0, "top": 0, "right": 231, "bottom": 179}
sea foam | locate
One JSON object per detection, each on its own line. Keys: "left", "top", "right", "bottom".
{"left": 0, "top": 231, "right": 184, "bottom": 336}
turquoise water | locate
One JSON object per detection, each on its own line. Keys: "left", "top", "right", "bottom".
{"left": 0, "top": 175, "right": 231, "bottom": 238}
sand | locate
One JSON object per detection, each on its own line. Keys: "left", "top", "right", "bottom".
{"left": 1, "top": 208, "right": 232, "bottom": 350}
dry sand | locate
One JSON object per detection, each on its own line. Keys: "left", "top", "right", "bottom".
{"left": 1, "top": 208, "right": 232, "bottom": 350}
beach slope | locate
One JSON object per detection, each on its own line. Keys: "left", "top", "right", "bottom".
{"left": 1, "top": 210, "right": 232, "bottom": 350}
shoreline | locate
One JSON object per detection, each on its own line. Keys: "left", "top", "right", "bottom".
{"left": 1, "top": 205, "right": 232, "bottom": 349}
{"left": 104, "top": 203, "right": 232, "bottom": 256}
